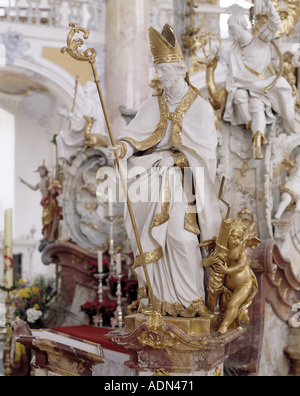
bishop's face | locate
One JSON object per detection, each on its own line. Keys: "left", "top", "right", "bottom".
{"left": 155, "top": 63, "right": 181, "bottom": 90}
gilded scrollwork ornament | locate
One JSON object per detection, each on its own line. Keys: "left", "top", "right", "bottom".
{"left": 137, "top": 312, "right": 180, "bottom": 349}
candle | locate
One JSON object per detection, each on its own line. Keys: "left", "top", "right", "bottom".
{"left": 98, "top": 251, "right": 103, "bottom": 273}
{"left": 108, "top": 188, "right": 113, "bottom": 217}
{"left": 116, "top": 253, "right": 122, "bottom": 274}
{"left": 4, "top": 209, "right": 13, "bottom": 289}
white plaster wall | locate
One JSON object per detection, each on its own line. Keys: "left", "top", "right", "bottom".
{"left": 0, "top": 103, "right": 59, "bottom": 283}
{"left": 15, "top": 109, "right": 56, "bottom": 241}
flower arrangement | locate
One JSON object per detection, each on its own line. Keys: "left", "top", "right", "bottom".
{"left": 26, "top": 308, "right": 43, "bottom": 324}
{"left": 124, "top": 279, "right": 138, "bottom": 301}
{"left": 108, "top": 275, "right": 128, "bottom": 296}
{"left": 10, "top": 276, "right": 57, "bottom": 328}
{"left": 99, "top": 300, "right": 117, "bottom": 326}
{"left": 81, "top": 299, "right": 117, "bottom": 327}
{"left": 99, "top": 300, "right": 117, "bottom": 316}
{"left": 81, "top": 300, "right": 100, "bottom": 316}
{"left": 80, "top": 299, "right": 101, "bottom": 325}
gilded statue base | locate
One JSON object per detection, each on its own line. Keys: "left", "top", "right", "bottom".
{"left": 124, "top": 313, "right": 218, "bottom": 337}
{"left": 104, "top": 313, "right": 246, "bottom": 376}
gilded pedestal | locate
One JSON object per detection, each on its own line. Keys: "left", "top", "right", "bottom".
{"left": 104, "top": 313, "right": 246, "bottom": 376}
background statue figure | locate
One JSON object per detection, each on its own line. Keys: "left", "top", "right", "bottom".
{"left": 223, "top": 0, "right": 295, "bottom": 159}
{"left": 19, "top": 165, "right": 62, "bottom": 251}
{"left": 275, "top": 154, "right": 300, "bottom": 219}
{"left": 56, "top": 81, "right": 108, "bottom": 162}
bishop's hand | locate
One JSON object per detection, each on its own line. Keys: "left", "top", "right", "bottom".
{"left": 107, "top": 145, "right": 121, "bottom": 160}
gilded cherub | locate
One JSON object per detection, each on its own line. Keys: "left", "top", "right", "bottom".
{"left": 201, "top": 207, "right": 260, "bottom": 335}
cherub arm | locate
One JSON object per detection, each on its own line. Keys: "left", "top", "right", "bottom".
{"left": 202, "top": 251, "right": 227, "bottom": 269}
{"left": 214, "top": 248, "right": 248, "bottom": 275}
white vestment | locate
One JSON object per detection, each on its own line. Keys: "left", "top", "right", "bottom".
{"left": 117, "top": 87, "right": 221, "bottom": 317}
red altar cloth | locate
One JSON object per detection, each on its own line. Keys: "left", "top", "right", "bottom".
{"left": 52, "top": 325, "right": 129, "bottom": 355}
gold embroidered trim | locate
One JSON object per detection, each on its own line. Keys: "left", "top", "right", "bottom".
{"left": 184, "top": 206, "right": 201, "bottom": 235}
{"left": 153, "top": 54, "right": 184, "bottom": 64}
{"left": 116, "top": 140, "right": 128, "bottom": 159}
{"left": 171, "top": 88, "right": 198, "bottom": 147}
{"left": 243, "top": 62, "right": 266, "bottom": 80}
{"left": 121, "top": 88, "right": 198, "bottom": 151}
{"left": 172, "top": 152, "right": 189, "bottom": 169}
{"left": 267, "top": 63, "right": 276, "bottom": 77}
{"left": 138, "top": 286, "right": 148, "bottom": 300}
{"left": 151, "top": 169, "right": 171, "bottom": 229}
{"left": 121, "top": 92, "right": 169, "bottom": 151}
{"left": 133, "top": 246, "right": 164, "bottom": 270}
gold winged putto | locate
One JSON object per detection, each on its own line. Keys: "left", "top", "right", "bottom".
{"left": 272, "top": 0, "right": 300, "bottom": 38}
{"left": 199, "top": 178, "right": 261, "bottom": 334}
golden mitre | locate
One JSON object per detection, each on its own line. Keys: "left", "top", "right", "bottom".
{"left": 148, "top": 24, "right": 184, "bottom": 65}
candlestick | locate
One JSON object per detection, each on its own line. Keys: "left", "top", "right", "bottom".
{"left": 4, "top": 209, "right": 13, "bottom": 289}
{"left": 115, "top": 274, "right": 125, "bottom": 329}
{"left": 97, "top": 251, "right": 103, "bottom": 273}
{"left": 108, "top": 188, "right": 113, "bottom": 217}
{"left": 94, "top": 273, "right": 107, "bottom": 327}
{"left": 116, "top": 253, "right": 122, "bottom": 275}
{"left": 105, "top": 215, "right": 117, "bottom": 275}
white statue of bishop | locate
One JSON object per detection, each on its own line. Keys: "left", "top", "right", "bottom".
{"left": 108, "top": 25, "right": 221, "bottom": 318}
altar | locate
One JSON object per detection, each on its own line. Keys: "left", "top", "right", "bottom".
{"left": 52, "top": 325, "right": 131, "bottom": 376}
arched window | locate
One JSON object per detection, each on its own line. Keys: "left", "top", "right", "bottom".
{"left": 0, "top": 108, "right": 15, "bottom": 227}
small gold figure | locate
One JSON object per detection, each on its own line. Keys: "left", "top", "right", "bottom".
{"left": 200, "top": 179, "right": 260, "bottom": 334}
{"left": 198, "top": 34, "right": 228, "bottom": 121}
{"left": 82, "top": 115, "right": 109, "bottom": 152}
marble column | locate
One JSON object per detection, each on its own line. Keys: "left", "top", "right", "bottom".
{"left": 173, "top": 0, "right": 192, "bottom": 69}
{"left": 105, "top": 0, "right": 150, "bottom": 135}
{"left": 173, "top": 0, "right": 187, "bottom": 51}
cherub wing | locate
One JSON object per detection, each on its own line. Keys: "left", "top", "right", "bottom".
{"left": 244, "top": 233, "right": 261, "bottom": 249}
{"left": 272, "top": 0, "right": 300, "bottom": 38}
